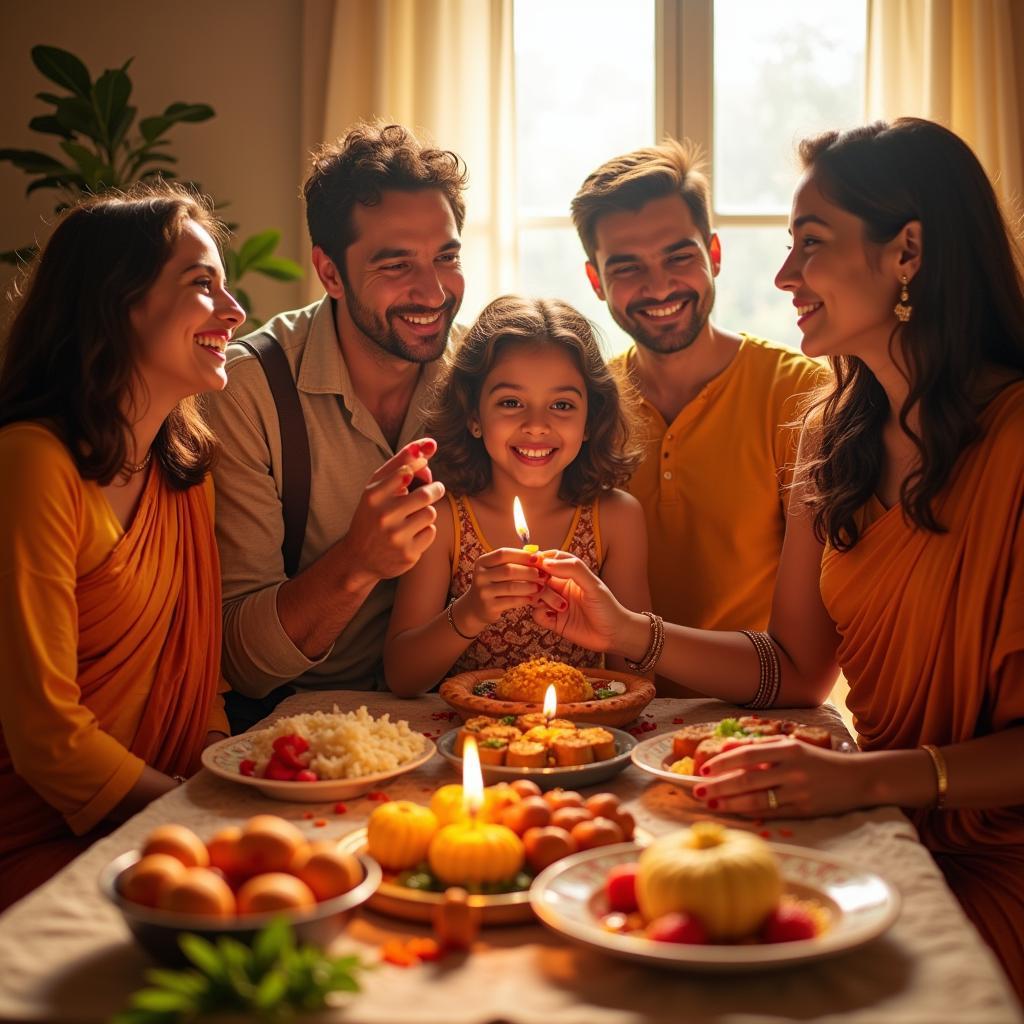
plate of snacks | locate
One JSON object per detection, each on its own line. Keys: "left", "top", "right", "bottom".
{"left": 437, "top": 714, "right": 635, "bottom": 790}
{"left": 631, "top": 716, "right": 836, "bottom": 792}
{"left": 337, "top": 780, "right": 643, "bottom": 925}
{"left": 100, "top": 815, "right": 382, "bottom": 964}
{"left": 439, "top": 657, "right": 655, "bottom": 728}
{"left": 530, "top": 822, "right": 899, "bottom": 972}
{"left": 201, "top": 705, "right": 435, "bottom": 802}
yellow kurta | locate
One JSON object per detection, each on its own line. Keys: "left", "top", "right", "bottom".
{"left": 819, "top": 381, "right": 1024, "bottom": 997}
{"left": 0, "top": 423, "right": 227, "bottom": 907}
{"left": 612, "top": 335, "right": 826, "bottom": 632}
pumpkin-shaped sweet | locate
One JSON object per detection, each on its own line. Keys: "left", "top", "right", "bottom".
{"left": 430, "top": 785, "right": 468, "bottom": 826}
{"left": 367, "top": 801, "right": 438, "bottom": 871}
{"left": 428, "top": 822, "right": 524, "bottom": 886}
{"left": 637, "top": 822, "right": 782, "bottom": 941}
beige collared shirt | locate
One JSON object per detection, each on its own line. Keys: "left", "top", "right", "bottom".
{"left": 206, "top": 296, "right": 447, "bottom": 696}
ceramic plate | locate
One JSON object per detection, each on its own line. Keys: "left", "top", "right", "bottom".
{"left": 201, "top": 731, "right": 436, "bottom": 803}
{"left": 630, "top": 732, "right": 701, "bottom": 791}
{"left": 336, "top": 829, "right": 533, "bottom": 925}
{"left": 439, "top": 668, "right": 655, "bottom": 728}
{"left": 530, "top": 842, "right": 900, "bottom": 972}
{"left": 436, "top": 725, "right": 636, "bottom": 791}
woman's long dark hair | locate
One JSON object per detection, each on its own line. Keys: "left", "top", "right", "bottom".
{"left": 799, "top": 118, "right": 1024, "bottom": 548}
{"left": 0, "top": 180, "right": 229, "bottom": 489}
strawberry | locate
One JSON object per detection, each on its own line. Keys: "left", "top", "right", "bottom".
{"left": 760, "top": 904, "right": 817, "bottom": 943}
{"left": 646, "top": 912, "right": 709, "bottom": 944}
{"left": 604, "top": 863, "right": 640, "bottom": 914}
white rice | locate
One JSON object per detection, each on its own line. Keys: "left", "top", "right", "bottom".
{"left": 248, "top": 705, "right": 426, "bottom": 780}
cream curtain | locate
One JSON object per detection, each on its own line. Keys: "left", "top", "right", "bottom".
{"left": 866, "top": 0, "right": 1023, "bottom": 216}
{"left": 300, "top": 0, "right": 517, "bottom": 315}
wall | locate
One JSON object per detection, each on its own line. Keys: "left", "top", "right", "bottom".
{"left": 0, "top": 0, "right": 306, "bottom": 322}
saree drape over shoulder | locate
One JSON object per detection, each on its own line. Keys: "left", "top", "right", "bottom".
{"left": 819, "top": 382, "right": 1024, "bottom": 996}
{"left": 0, "top": 424, "right": 226, "bottom": 906}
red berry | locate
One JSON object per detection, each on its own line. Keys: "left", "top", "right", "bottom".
{"left": 238, "top": 759, "right": 256, "bottom": 777}
{"left": 761, "top": 905, "right": 817, "bottom": 943}
{"left": 604, "top": 863, "right": 640, "bottom": 914}
{"left": 334, "top": 802, "right": 348, "bottom": 814}
{"left": 646, "top": 912, "right": 709, "bottom": 944}
{"left": 263, "top": 756, "right": 298, "bottom": 781}
{"left": 294, "top": 769, "right": 319, "bottom": 782}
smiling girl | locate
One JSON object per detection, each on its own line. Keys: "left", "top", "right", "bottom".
{"left": 383, "top": 295, "right": 649, "bottom": 695}
{"left": 0, "top": 181, "right": 244, "bottom": 908}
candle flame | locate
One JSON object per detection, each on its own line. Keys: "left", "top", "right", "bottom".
{"left": 462, "top": 736, "right": 484, "bottom": 818}
{"left": 543, "top": 684, "right": 558, "bottom": 720}
{"left": 512, "top": 495, "right": 530, "bottom": 545}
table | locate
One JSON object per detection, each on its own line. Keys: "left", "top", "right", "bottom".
{"left": 0, "top": 694, "right": 1019, "bottom": 1024}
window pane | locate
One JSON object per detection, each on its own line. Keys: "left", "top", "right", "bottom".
{"left": 713, "top": 0, "right": 866, "bottom": 214}
{"left": 517, "top": 226, "right": 634, "bottom": 358}
{"left": 514, "top": 0, "right": 655, "bottom": 217}
{"left": 714, "top": 225, "right": 801, "bottom": 350}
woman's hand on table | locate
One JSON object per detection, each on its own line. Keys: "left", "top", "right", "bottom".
{"left": 693, "top": 739, "right": 872, "bottom": 818}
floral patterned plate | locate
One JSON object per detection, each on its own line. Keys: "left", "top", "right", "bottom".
{"left": 530, "top": 842, "right": 900, "bottom": 972}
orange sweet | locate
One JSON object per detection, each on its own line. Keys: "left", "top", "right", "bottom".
{"left": 236, "top": 815, "right": 308, "bottom": 876}
{"left": 121, "top": 853, "right": 187, "bottom": 908}
{"left": 206, "top": 826, "right": 244, "bottom": 877}
{"left": 290, "top": 842, "right": 363, "bottom": 902}
{"left": 142, "top": 824, "right": 210, "bottom": 868}
{"left": 237, "top": 872, "right": 316, "bottom": 915}
{"left": 157, "top": 867, "right": 236, "bottom": 918}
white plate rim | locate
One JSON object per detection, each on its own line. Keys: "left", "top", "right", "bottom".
{"left": 530, "top": 841, "right": 901, "bottom": 971}
{"left": 200, "top": 729, "right": 437, "bottom": 800}
{"left": 630, "top": 732, "right": 701, "bottom": 788}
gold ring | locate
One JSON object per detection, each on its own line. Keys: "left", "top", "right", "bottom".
{"left": 766, "top": 788, "right": 778, "bottom": 811}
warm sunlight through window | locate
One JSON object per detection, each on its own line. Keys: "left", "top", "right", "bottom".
{"left": 511, "top": 0, "right": 866, "bottom": 354}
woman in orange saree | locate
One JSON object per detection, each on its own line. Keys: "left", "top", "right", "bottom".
{"left": 0, "top": 182, "right": 245, "bottom": 909}
{"left": 534, "top": 120, "right": 1024, "bottom": 998}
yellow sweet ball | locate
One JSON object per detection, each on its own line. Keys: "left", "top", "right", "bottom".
{"left": 428, "top": 821, "right": 525, "bottom": 887}
{"left": 429, "top": 785, "right": 468, "bottom": 826}
{"left": 367, "top": 801, "right": 438, "bottom": 871}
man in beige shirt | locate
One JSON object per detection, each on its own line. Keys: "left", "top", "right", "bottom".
{"left": 206, "top": 122, "right": 464, "bottom": 723}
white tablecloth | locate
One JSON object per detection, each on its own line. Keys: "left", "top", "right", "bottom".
{"left": 0, "top": 694, "right": 1019, "bottom": 1024}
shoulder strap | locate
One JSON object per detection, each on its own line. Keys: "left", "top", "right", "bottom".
{"left": 237, "top": 334, "right": 311, "bottom": 578}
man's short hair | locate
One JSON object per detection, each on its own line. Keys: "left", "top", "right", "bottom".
{"left": 303, "top": 119, "right": 468, "bottom": 273}
{"left": 570, "top": 138, "right": 712, "bottom": 266}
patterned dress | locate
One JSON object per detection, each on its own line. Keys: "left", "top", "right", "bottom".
{"left": 446, "top": 494, "right": 604, "bottom": 676}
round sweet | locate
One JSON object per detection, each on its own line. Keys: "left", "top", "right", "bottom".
{"left": 428, "top": 822, "right": 524, "bottom": 886}
{"left": 367, "top": 801, "right": 438, "bottom": 871}
{"left": 637, "top": 822, "right": 782, "bottom": 941}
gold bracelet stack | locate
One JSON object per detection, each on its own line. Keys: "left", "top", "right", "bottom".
{"left": 624, "top": 611, "right": 665, "bottom": 674}
{"left": 921, "top": 744, "right": 948, "bottom": 809}
{"left": 446, "top": 598, "right": 479, "bottom": 641}
{"left": 740, "top": 629, "right": 781, "bottom": 709}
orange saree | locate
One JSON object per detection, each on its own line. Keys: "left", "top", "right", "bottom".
{"left": 819, "top": 382, "right": 1024, "bottom": 997}
{"left": 0, "top": 424, "right": 224, "bottom": 908}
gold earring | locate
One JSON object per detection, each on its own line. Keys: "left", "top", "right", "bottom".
{"left": 894, "top": 274, "right": 912, "bottom": 323}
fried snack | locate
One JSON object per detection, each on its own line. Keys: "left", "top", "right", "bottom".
{"left": 552, "top": 735, "right": 596, "bottom": 767}
{"left": 577, "top": 727, "right": 616, "bottom": 760}
{"left": 494, "top": 657, "right": 594, "bottom": 703}
{"left": 506, "top": 740, "right": 547, "bottom": 768}
{"left": 477, "top": 738, "right": 509, "bottom": 766}
{"left": 479, "top": 724, "right": 523, "bottom": 744}
{"left": 692, "top": 734, "right": 779, "bottom": 773}
{"left": 455, "top": 716, "right": 496, "bottom": 756}
{"left": 516, "top": 712, "right": 550, "bottom": 731}
{"left": 671, "top": 723, "right": 716, "bottom": 760}
{"left": 785, "top": 724, "right": 832, "bottom": 749}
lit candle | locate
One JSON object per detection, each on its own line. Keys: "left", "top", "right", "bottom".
{"left": 428, "top": 736, "right": 525, "bottom": 886}
{"left": 512, "top": 496, "right": 539, "bottom": 554}
{"left": 543, "top": 684, "right": 558, "bottom": 723}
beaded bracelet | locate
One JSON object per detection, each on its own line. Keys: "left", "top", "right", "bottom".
{"left": 624, "top": 611, "right": 665, "bottom": 674}
{"left": 921, "top": 744, "right": 948, "bottom": 809}
{"left": 740, "top": 629, "right": 781, "bottom": 709}
{"left": 446, "top": 598, "right": 480, "bottom": 641}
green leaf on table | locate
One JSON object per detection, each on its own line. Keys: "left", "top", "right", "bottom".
{"left": 129, "top": 987, "right": 197, "bottom": 1012}
{"left": 252, "top": 914, "right": 291, "bottom": 970}
{"left": 31, "top": 45, "right": 91, "bottom": 98}
{"left": 253, "top": 967, "right": 289, "bottom": 1010}
{"left": 144, "top": 968, "right": 209, "bottom": 998}
{"left": 179, "top": 933, "right": 227, "bottom": 981}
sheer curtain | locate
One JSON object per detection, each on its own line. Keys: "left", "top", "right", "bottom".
{"left": 866, "top": 0, "right": 1023, "bottom": 215}
{"left": 300, "top": 0, "right": 517, "bottom": 315}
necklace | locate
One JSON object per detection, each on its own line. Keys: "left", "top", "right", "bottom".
{"left": 124, "top": 450, "right": 152, "bottom": 475}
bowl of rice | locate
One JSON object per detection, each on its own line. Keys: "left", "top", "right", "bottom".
{"left": 201, "top": 706, "right": 436, "bottom": 802}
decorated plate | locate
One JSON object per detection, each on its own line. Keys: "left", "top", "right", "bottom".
{"left": 530, "top": 842, "right": 900, "bottom": 972}
{"left": 630, "top": 732, "right": 701, "bottom": 791}
{"left": 440, "top": 668, "right": 655, "bottom": 728}
{"left": 201, "top": 732, "right": 436, "bottom": 803}
{"left": 336, "top": 828, "right": 533, "bottom": 925}
{"left": 436, "top": 725, "right": 636, "bottom": 791}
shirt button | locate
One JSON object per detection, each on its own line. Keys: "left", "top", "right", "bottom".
{"left": 663, "top": 471, "right": 672, "bottom": 480}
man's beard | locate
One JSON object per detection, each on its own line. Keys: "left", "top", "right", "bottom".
{"left": 343, "top": 284, "right": 457, "bottom": 364}
{"left": 617, "top": 286, "right": 714, "bottom": 355}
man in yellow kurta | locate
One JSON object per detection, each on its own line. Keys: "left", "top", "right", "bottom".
{"left": 819, "top": 382, "right": 1024, "bottom": 995}
{"left": 571, "top": 142, "right": 826, "bottom": 664}
{"left": 0, "top": 423, "right": 227, "bottom": 908}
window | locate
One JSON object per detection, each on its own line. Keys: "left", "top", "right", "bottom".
{"left": 511, "top": 0, "right": 867, "bottom": 354}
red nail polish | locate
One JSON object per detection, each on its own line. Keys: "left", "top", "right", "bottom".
{"left": 693, "top": 786, "right": 706, "bottom": 798}
{"left": 409, "top": 444, "right": 421, "bottom": 457}
{"left": 700, "top": 766, "right": 710, "bottom": 776}
{"left": 707, "top": 798, "right": 719, "bottom": 810}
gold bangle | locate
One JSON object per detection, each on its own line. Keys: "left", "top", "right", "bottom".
{"left": 921, "top": 744, "right": 948, "bottom": 809}
{"left": 172, "top": 774, "right": 187, "bottom": 786}
{"left": 446, "top": 598, "right": 479, "bottom": 641}
{"left": 624, "top": 612, "right": 664, "bottom": 674}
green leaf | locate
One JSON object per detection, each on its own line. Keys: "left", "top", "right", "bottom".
{"left": 59, "top": 140, "right": 108, "bottom": 188}
{"left": 252, "top": 915, "right": 290, "bottom": 970}
{"left": 28, "top": 114, "right": 72, "bottom": 138}
{"left": 35, "top": 91, "right": 65, "bottom": 106}
{"left": 109, "top": 1010, "right": 177, "bottom": 1024}
{"left": 92, "top": 68, "right": 132, "bottom": 144}
{"left": 138, "top": 115, "right": 172, "bottom": 143}
{"left": 26, "top": 173, "right": 83, "bottom": 196}
{"left": 236, "top": 229, "right": 280, "bottom": 275}
{"left": 31, "top": 45, "right": 91, "bottom": 98}
{"left": 109, "top": 104, "right": 137, "bottom": 152}
{"left": 224, "top": 247, "right": 240, "bottom": 283}
{"left": 0, "top": 148, "right": 69, "bottom": 174}
{"left": 130, "top": 987, "right": 196, "bottom": 1012}
{"left": 144, "top": 968, "right": 209, "bottom": 998}
{"left": 253, "top": 967, "right": 289, "bottom": 1010}
{"left": 179, "top": 933, "right": 226, "bottom": 981}
{"left": 163, "top": 102, "right": 215, "bottom": 122}
{"left": 54, "top": 95, "right": 100, "bottom": 138}
{"left": 250, "top": 255, "right": 305, "bottom": 282}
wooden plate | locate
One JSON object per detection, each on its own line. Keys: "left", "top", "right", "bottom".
{"left": 439, "top": 668, "right": 655, "bottom": 728}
